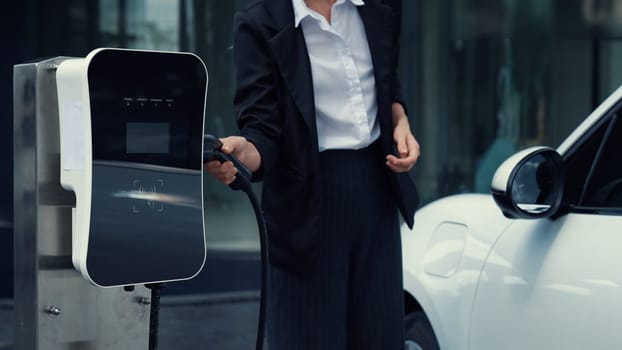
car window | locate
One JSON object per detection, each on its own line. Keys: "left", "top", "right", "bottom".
{"left": 581, "top": 114, "right": 622, "bottom": 208}
{"left": 562, "top": 118, "right": 609, "bottom": 208}
{"left": 563, "top": 106, "right": 622, "bottom": 213}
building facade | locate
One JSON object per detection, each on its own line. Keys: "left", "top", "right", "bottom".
{"left": 3, "top": 0, "right": 622, "bottom": 299}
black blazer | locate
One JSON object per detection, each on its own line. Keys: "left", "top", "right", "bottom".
{"left": 232, "top": 0, "right": 419, "bottom": 273}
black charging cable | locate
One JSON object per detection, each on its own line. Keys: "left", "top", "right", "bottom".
{"left": 204, "top": 134, "right": 269, "bottom": 350}
{"left": 145, "top": 283, "right": 165, "bottom": 350}
{"left": 142, "top": 136, "right": 268, "bottom": 350}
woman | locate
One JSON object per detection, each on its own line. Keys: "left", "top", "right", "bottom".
{"left": 205, "top": 0, "right": 420, "bottom": 348}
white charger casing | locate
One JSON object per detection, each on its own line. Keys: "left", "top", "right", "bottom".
{"left": 57, "top": 55, "right": 94, "bottom": 279}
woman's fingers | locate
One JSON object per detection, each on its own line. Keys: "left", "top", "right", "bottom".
{"left": 204, "top": 160, "right": 238, "bottom": 184}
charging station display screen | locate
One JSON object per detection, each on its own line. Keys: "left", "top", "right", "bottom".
{"left": 87, "top": 49, "right": 206, "bottom": 170}
{"left": 126, "top": 122, "right": 170, "bottom": 154}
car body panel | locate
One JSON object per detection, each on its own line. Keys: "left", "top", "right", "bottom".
{"left": 401, "top": 194, "right": 513, "bottom": 350}
{"left": 469, "top": 213, "right": 622, "bottom": 349}
{"left": 402, "top": 85, "right": 622, "bottom": 350}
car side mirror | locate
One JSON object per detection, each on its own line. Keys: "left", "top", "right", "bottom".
{"left": 491, "top": 146, "right": 565, "bottom": 219}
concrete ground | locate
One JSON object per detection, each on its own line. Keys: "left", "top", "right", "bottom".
{"left": 158, "top": 294, "right": 260, "bottom": 350}
{"left": 0, "top": 293, "right": 260, "bottom": 350}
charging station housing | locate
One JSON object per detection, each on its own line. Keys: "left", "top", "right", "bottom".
{"left": 14, "top": 48, "right": 209, "bottom": 349}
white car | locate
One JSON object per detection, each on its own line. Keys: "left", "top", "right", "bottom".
{"left": 402, "top": 85, "right": 622, "bottom": 350}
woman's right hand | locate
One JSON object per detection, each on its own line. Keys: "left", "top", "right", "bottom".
{"left": 204, "top": 136, "right": 261, "bottom": 185}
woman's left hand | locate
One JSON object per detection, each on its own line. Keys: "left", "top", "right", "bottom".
{"left": 386, "top": 102, "right": 420, "bottom": 173}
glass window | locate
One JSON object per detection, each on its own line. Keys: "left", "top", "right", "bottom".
{"left": 99, "top": 0, "right": 180, "bottom": 50}
{"left": 563, "top": 117, "right": 609, "bottom": 206}
{"left": 411, "top": 0, "right": 622, "bottom": 205}
{"left": 581, "top": 114, "right": 622, "bottom": 208}
{"left": 559, "top": 103, "right": 622, "bottom": 211}
{"left": 453, "top": 1, "right": 553, "bottom": 196}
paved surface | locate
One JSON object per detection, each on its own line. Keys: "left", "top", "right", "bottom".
{"left": 158, "top": 294, "right": 260, "bottom": 350}
{"left": 0, "top": 293, "right": 261, "bottom": 350}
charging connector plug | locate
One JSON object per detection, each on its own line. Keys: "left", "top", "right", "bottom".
{"left": 203, "top": 134, "right": 252, "bottom": 191}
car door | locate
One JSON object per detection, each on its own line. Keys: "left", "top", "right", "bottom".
{"left": 468, "top": 103, "right": 622, "bottom": 349}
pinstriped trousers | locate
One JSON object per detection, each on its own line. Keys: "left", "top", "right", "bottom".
{"left": 266, "top": 142, "right": 405, "bottom": 350}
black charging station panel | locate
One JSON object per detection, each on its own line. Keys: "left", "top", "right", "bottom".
{"left": 84, "top": 49, "right": 207, "bottom": 287}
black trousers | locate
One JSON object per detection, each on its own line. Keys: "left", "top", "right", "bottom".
{"left": 266, "top": 142, "right": 404, "bottom": 349}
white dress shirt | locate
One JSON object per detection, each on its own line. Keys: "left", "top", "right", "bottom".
{"left": 292, "top": 0, "right": 379, "bottom": 152}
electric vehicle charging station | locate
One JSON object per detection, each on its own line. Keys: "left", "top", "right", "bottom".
{"left": 56, "top": 48, "right": 208, "bottom": 287}
{"left": 14, "top": 48, "right": 208, "bottom": 349}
